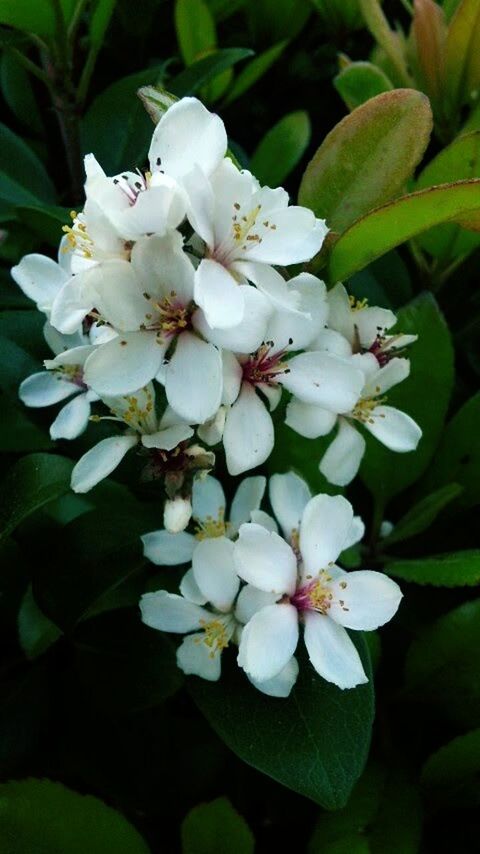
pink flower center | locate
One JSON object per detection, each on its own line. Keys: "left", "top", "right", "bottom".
{"left": 241, "top": 341, "right": 289, "bottom": 387}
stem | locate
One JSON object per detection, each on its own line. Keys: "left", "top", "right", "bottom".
{"left": 431, "top": 252, "right": 471, "bottom": 291}
{"left": 8, "top": 48, "right": 52, "bottom": 87}
{"left": 77, "top": 42, "right": 98, "bottom": 107}
{"left": 68, "top": 0, "right": 90, "bottom": 44}
{"left": 407, "top": 239, "right": 431, "bottom": 278}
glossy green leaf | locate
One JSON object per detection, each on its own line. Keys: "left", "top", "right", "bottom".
{"left": 421, "top": 392, "right": 480, "bottom": 510}
{"left": 175, "top": 0, "right": 216, "bottom": 65}
{"left": 361, "top": 293, "right": 454, "bottom": 503}
{"left": 416, "top": 132, "right": 480, "bottom": 262}
{"left": 74, "top": 609, "right": 183, "bottom": 713}
{"left": 385, "top": 549, "right": 480, "bottom": 587}
{"left": 250, "top": 111, "right": 311, "bottom": 187}
{"left": 299, "top": 90, "right": 432, "bottom": 234}
{"left": 222, "top": 40, "right": 287, "bottom": 107}
{"left": 0, "top": 333, "right": 52, "bottom": 452}
{"left": 181, "top": 797, "right": 254, "bottom": 854}
{"left": 245, "top": 0, "right": 310, "bottom": 42}
{"left": 0, "top": 51, "right": 43, "bottom": 133}
{"left": 328, "top": 180, "right": 480, "bottom": 282}
{"left": 421, "top": 728, "right": 480, "bottom": 807}
{"left": 0, "top": 123, "right": 56, "bottom": 216}
{"left": 190, "top": 640, "right": 373, "bottom": 809}
{"left": 18, "top": 585, "right": 62, "bottom": 660}
{"left": 170, "top": 48, "right": 253, "bottom": 99}
{"left": 81, "top": 66, "right": 165, "bottom": 174}
{"left": 0, "top": 778, "right": 150, "bottom": 853}
{"left": 0, "top": 0, "right": 75, "bottom": 38}
{"left": 445, "top": 0, "right": 480, "bottom": 110}
{"left": 405, "top": 598, "right": 480, "bottom": 729}
{"left": 89, "top": 0, "right": 116, "bottom": 48}
{"left": 0, "top": 453, "right": 73, "bottom": 543}
{"left": 358, "top": 0, "right": 412, "bottom": 87}
{"left": 311, "top": 0, "right": 374, "bottom": 33}
{"left": 383, "top": 484, "right": 463, "bottom": 545}
{"left": 333, "top": 62, "right": 393, "bottom": 111}
{"left": 16, "top": 205, "right": 70, "bottom": 248}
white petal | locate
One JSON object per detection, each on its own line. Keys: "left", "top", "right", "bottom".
{"left": 245, "top": 207, "right": 327, "bottom": 264}
{"left": 192, "top": 475, "right": 225, "bottom": 525}
{"left": 362, "top": 357, "right": 410, "bottom": 397}
{"left": 364, "top": 405, "right": 422, "bottom": 451}
{"left": 50, "top": 274, "right": 97, "bottom": 334}
{"left": 166, "top": 333, "right": 222, "bottom": 423}
{"left": 140, "top": 591, "right": 210, "bottom": 632}
{"left": 19, "top": 371, "right": 76, "bottom": 407}
{"left": 87, "top": 260, "right": 151, "bottom": 331}
{"left": 249, "top": 656, "right": 299, "bottom": 698}
{"left": 234, "top": 522, "right": 297, "bottom": 595}
{"left": 319, "top": 419, "right": 366, "bottom": 487}
{"left": 11, "top": 254, "right": 68, "bottom": 312}
{"left": 236, "top": 261, "right": 302, "bottom": 315}
{"left": 303, "top": 613, "right": 368, "bottom": 689}
{"left": 265, "top": 273, "right": 328, "bottom": 351}
{"left": 112, "top": 181, "right": 186, "bottom": 240}
{"left": 149, "top": 97, "right": 227, "bottom": 180}
{"left": 237, "top": 603, "right": 299, "bottom": 681}
{"left": 300, "top": 493, "right": 354, "bottom": 577}
{"left": 230, "top": 475, "right": 266, "bottom": 528}
{"left": 281, "top": 351, "right": 363, "bottom": 413}
{"left": 343, "top": 516, "right": 365, "bottom": 550}
{"left": 221, "top": 350, "right": 242, "bottom": 406}
{"left": 141, "top": 530, "right": 196, "bottom": 565}
{"left": 355, "top": 305, "right": 397, "bottom": 348}
{"left": 43, "top": 321, "right": 86, "bottom": 355}
{"left": 285, "top": 398, "right": 337, "bottom": 439}
{"left": 250, "top": 510, "right": 278, "bottom": 532}
{"left": 50, "top": 393, "right": 90, "bottom": 440}
{"left": 44, "top": 344, "right": 93, "bottom": 370}
{"left": 71, "top": 434, "right": 138, "bottom": 492}
{"left": 180, "top": 568, "right": 208, "bottom": 605}
{"left": 193, "top": 285, "right": 272, "bottom": 353}
{"left": 329, "top": 570, "right": 402, "bottom": 630}
{"left": 308, "top": 327, "right": 353, "bottom": 358}
{"left": 177, "top": 633, "right": 222, "bottom": 680}
{"left": 197, "top": 406, "right": 226, "bottom": 446}
{"left": 223, "top": 384, "right": 274, "bottom": 476}
{"left": 327, "top": 283, "right": 355, "bottom": 344}
{"left": 194, "top": 259, "right": 245, "bottom": 330}
{"left": 182, "top": 164, "right": 215, "bottom": 246}
{"left": 192, "top": 536, "right": 240, "bottom": 611}
{"left": 131, "top": 232, "right": 195, "bottom": 306}
{"left": 163, "top": 496, "right": 192, "bottom": 533}
{"left": 141, "top": 423, "right": 194, "bottom": 450}
{"left": 269, "top": 472, "right": 311, "bottom": 539}
{"left": 84, "top": 332, "right": 166, "bottom": 396}
{"left": 234, "top": 585, "right": 279, "bottom": 625}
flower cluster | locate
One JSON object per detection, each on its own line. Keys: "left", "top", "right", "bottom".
{"left": 140, "top": 472, "right": 402, "bottom": 696}
{"left": 12, "top": 96, "right": 421, "bottom": 522}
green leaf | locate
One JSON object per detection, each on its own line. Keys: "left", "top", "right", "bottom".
{"left": 333, "top": 62, "right": 393, "bottom": 112}
{"left": 0, "top": 0, "right": 75, "bottom": 38}
{"left": 0, "top": 778, "right": 150, "bottom": 853}
{"left": 299, "top": 90, "right": 432, "bottom": 235}
{"left": 361, "top": 293, "right": 454, "bottom": 503}
{"left": 0, "top": 51, "right": 43, "bottom": 133}
{"left": 328, "top": 179, "right": 480, "bottom": 282}
{"left": 190, "top": 640, "right": 374, "bottom": 809}
{"left": 0, "top": 122, "right": 56, "bottom": 212}
{"left": 89, "top": 0, "right": 116, "bottom": 48}
{"left": 18, "top": 584, "right": 62, "bottom": 660}
{"left": 250, "top": 111, "right": 311, "bottom": 187}
{"left": 81, "top": 66, "right": 165, "bottom": 174}
{"left": 421, "top": 392, "right": 480, "bottom": 511}
{"left": 181, "top": 797, "right": 254, "bottom": 854}
{"left": 415, "top": 131, "right": 480, "bottom": 263}
{"left": 222, "top": 40, "right": 287, "bottom": 106}
{"left": 445, "top": 0, "right": 480, "bottom": 110}
{"left": 311, "top": 0, "right": 373, "bottom": 33}
{"left": 385, "top": 549, "right": 480, "bottom": 587}
{"left": 358, "top": 0, "right": 412, "bottom": 87}
{"left": 421, "top": 728, "right": 480, "bottom": 808}
{"left": 137, "top": 85, "right": 177, "bottom": 125}
{"left": 405, "top": 598, "right": 480, "bottom": 729}
{"left": 245, "top": 0, "right": 311, "bottom": 42}
{"left": 0, "top": 453, "right": 73, "bottom": 544}
{"left": 382, "top": 483, "right": 463, "bottom": 545}
{"left": 175, "top": 0, "right": 216, "bottom": 65}
{"left": 16, "top": 205, "right": 69, "bottom": 248}
{"left": 74, "top": 609, "right": 183, "bottom": 713}
{"left": 169, "top": 48, "right": 253, "bottom": 99}
{"left": 0, "top": 333, "right": 52, "bottom": 452}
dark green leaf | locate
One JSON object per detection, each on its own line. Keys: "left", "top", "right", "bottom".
{"left": 0, "top": 778, "right": 150, "bottom": 853}
{"left": 190, "top": 639, "right": 373, "bottom": 809}
{"left": 245, "top": 0, "right": 310, "bottom": 42}
{"left": 89, "top": 0, "right": 116, "bottom": 48}
{"left": 385, "top": 549, "right": 480, "bottom": 587}
{"left": 333, "top": 62, "right": 393, "bottom": 111}
{"left": 361, "top": 293, "right": 454, "bottom": 503}
{"left": 421, "top": 728, "right": 480, "bottom": 808}
{"left": 170, "top": 48, "right": 254, "bottom": 99}
{"left": 175, "top": 0, "right": 216, "bottom": 66}
{"left": 0, "top": 453, "right": 73, "bottom": 543}
{"left": 0, "top": 51, "right": 43, "bottom": 133}
{"left": 222, "top": 41, "right": 287, "bottom": 106}
{"left": 299, "top": 90, "right": 432, "bottom": 234}
{"left": 328, "top": 180, "right": 480, "bottom": 282}
{"left": 16, "top": 205, "right": 70, "bottom": 248}
{"left": 181, "top": 797, "right": 254, "bottom": 854}
{"left": 18, "top": 584, "right": 62, "bottom": 659}
{"left": 250, "top": 111, "right": 311, "bottom": 187}
{"left": 383, "top": 483, "right": 463, "bottom": 545}
{"left": 0, "top": 0, "right": 75, "bottom": 38}
{"left": 0, "top": 122, "right": 56, "bottom": 212}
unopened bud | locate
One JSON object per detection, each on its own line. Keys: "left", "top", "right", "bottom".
{"left": 163, "top": 495, "right": 192, "bottom": 533}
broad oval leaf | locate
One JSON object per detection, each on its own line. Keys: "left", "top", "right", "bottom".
{"left": 299, "top": 89, "right": 432, "bottom": 234}
{"left": 0, "top": 778, "right": 150, "bottom": 853}
{"left": 0, "top": 453, "right": 73, "bottom": 543}
{"left": 385, "top": 549, "right": 480, "bottom": 587}
{"left": 382, "top": 483, "right": 463, "bottom": 545}
{"left": 328, "top": 179, "right": 480, "bottom": 282}
{"left": 190, "top": 639, "right": 374, "bottom": 809}
{"left": 0, "top": 123, "right": 56, "bottom": 215}
{"left": 360, "top": 293, "right": 454, "bottom": 503}
{"left": 421, "top": 728, "right": 480, "bottom": 808}
{"left": 18, "top": 585, "right": 62, "bottom": 660}
{"left": 333, "top": 61, "right": 393, "bottom": 111}
{"left": 250, "top": 111, "right": 311, "bottom": 187}
{"left": 169, "top": 48, "right": 254, "bottom": 99}
{"left": 445, "top": 0, "right": 480, "bottom": 110}
{"left": 181, "top": 797, "right": 254, "bottom": 854}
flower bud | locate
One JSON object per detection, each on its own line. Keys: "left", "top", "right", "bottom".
{"left": 163, "top": 496, "right": 192, "bottom": 533}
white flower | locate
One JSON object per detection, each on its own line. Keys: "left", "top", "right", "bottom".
{"left": 287, "top": 353, "right": 422, "bottom": 486}
{"left": 142, "top": 473, "right": 267, "bottom": 567}
{"left": 234, "top": 491, "right": 402, "bottom": 691}
{"left": 11, "top": 252, "right": 71, "bottom": 317}
{"left": 182, "top": 156, "right": 328, "bottom": 329}
{"left": 70, "top": 383, "right": 194, "bottom": 493}
{"left": 211, "top": 337, "right": 364, "bottom": 476}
